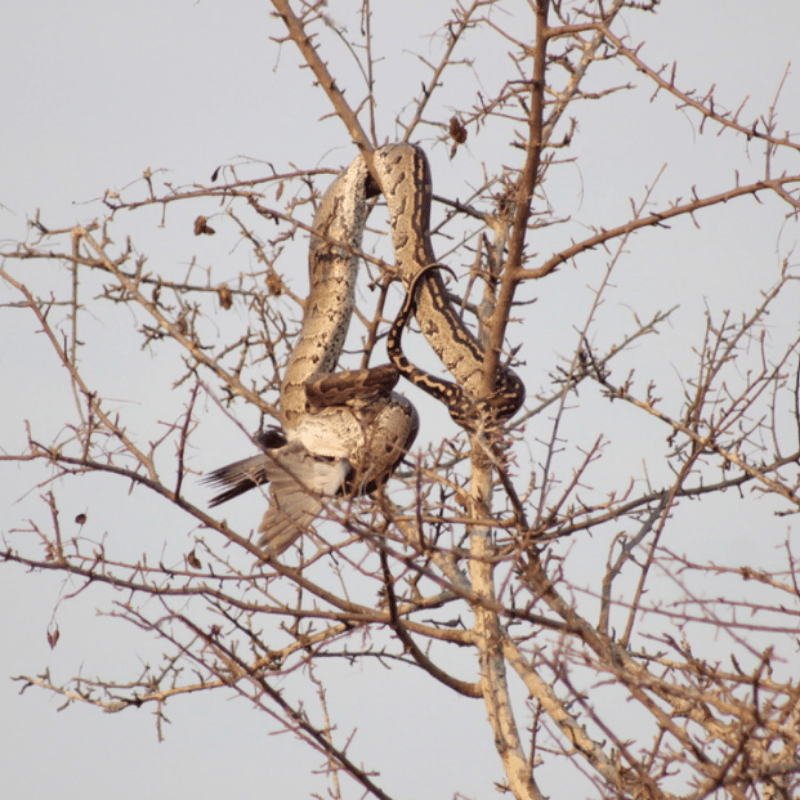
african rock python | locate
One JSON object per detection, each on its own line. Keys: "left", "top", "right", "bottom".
{"left": 207, "top": 144, "right": 524, "bottom": 554}
{"left": 206, "top": 156, "right": 418, "bottom": 555}
{"left": 377, "top": 144, "right": 525, "bottom": 428}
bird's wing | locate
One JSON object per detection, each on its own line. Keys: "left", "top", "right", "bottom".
{"left": 204, "top": 429, "right": 288, "bottom": 506}
{"left": 257, "top": 441, "right": 351, "bottom": 556}
{"left": 204, "top": 454, "right": 272, "bottom": 507}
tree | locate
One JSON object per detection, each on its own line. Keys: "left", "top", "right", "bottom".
{"left": 3, "top": 2, "right": 800, "bottom": 798}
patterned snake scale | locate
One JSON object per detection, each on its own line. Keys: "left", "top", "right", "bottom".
{"left": 378, "top": 143, "right": 526, "bottom": 428}
{"left": 206, "top": 155, "right": 419, "bottom": 556}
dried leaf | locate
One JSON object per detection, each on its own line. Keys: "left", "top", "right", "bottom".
{"left": 449, "top": 115, "right": 467, "bottom": 144}
{"left": 266, "top": 271, "right": 283, "bottom": 296}
{"left": 194, "top": 215, "right": 216, "bottom": 236}
{"left": 47, "top": 624, "right": 60, "bottom": 650}
{"left": 217, "top": 286, "right": 233, "bottom": 310}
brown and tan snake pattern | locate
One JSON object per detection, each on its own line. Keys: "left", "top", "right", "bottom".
{"left": 377, "top": 143, "right": 525, "bottom": 428}
{"left": 207, "top": 144, "right": 524, "bottom": 554}
{"left": 206, "top": 155, "right": 418, "bottom": 556}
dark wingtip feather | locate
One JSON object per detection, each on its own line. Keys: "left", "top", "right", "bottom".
{"left": 204, "top": 428, "right": 288, "bottom": 507}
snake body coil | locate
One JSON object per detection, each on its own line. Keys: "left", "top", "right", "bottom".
{"left": 207, "top": 157, "right": 418, "bottom": 555}
{"left": 207, "top": 143, "right": 525, "bottom": 554}
{"left": 376, "top": 144, "right": 525, "bottom": 427}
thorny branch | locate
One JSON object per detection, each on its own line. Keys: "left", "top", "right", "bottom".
{"left": 4, "top": 2, "right": 800, "bottom": 800}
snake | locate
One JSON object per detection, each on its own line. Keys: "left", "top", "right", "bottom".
{"left": 376, "top": 143, "right": 525, "bottom": 428}
{"left": 206, "top": 155, "right": 418, "bottom": 556}
{"left": 207, "top": 144, "right": 524, "bottom": 554}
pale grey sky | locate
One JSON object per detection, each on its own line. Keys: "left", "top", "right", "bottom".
{"left": 2, "top": 2, "right": 800, "bottom": 798}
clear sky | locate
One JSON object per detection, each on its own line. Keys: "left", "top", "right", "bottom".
{"left": 2, "top": 2, "right": 800, "bottom": 798}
